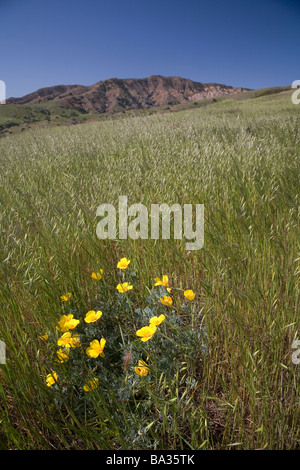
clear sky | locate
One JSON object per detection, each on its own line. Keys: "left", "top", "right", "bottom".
{"left": 1, "top": 0, "right": 299, "bottom": 98}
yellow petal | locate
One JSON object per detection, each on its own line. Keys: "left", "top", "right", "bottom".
{"left": 184, "top": 289, "right": 196, "bottom": 301}
{"left": 117, "top": 258, "right": 130, "bottom": 269}
{"left": 160, "top": 296, "right": 173, "bottom": 307}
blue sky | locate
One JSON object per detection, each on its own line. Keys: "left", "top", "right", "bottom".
{"left": 1, "top": 0, "right": 299, "bottom": 97}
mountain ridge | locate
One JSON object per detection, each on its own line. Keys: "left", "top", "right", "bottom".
{"left": 7, "top": 75, "right": 250, "bottom": 114}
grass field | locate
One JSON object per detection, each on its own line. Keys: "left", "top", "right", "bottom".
{"left": 0, "top": 90, "right": 299, "bottom": 450}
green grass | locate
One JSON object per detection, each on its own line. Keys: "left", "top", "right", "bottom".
{"left": 219, "top": 85, "right": 291, "bottom": 101}
{"left": 0, "top": 90, "right": 299, "bottom": 450}
{"left": 0, "top": 102, "right": 95, "bottom": 137}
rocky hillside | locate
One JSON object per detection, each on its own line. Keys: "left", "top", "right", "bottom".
{"left": 8, "top": 75, "right": 249, "bottom": 114}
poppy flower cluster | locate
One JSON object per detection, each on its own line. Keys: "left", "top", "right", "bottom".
{"left": 44, "top": 259, "right": 197, "bottom": 392}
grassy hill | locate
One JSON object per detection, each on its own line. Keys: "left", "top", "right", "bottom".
{"left": 0, "top": 91, "right": 299, "bottom": 450}
{"left": 0, "top": 85, "right": 292, "bottom": 138}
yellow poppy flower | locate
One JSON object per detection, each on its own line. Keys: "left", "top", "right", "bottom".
{"left": 150, "top": 314, "right": 165, "bottom": 326}
{"left": 46, "top": 371, "right": 58, "bottom": 387}
{"left": 69, "top": 333, "right": 81, "bottom": 348}
{"left": 184, "top": 289, "right": 196, "bottom": 301}
{"left": 83, "top": 377, "right": 99, "bottom": 392}
{"left": 57, "top": 314, "right": 80, "bottom": 332}
{"left": 117, "top": 257, "right": 130, "bottom": 269}
{"left": 40, "top": 333, "right": 49, "bottom": 341}
{"left": 154, "top": 275, "right": 169, "bottom": 287}
{"left": 84, "top": 310, "right": 103, "bottom": 323}
{"left": 57, "top": 348, "right": 69, "bottom": 363}
{"left": 134, "top": 360, "right": 149, "bottom": 377}
{"left": 61, "top": 292, "right": 72, "bottom": 302}
{"left": 136, "top": 325, "right": 157, "bottom": 342}
{"left": 57, "top": 314, "right": 70, "bottom": 332}
{"left": 67, "top": 320, "right": 79, "bottom": 331}
{"left": 57, "top": 332, "right": 72, "bottom": 348}
{"left": 86, "top": 338, "right": 106, "bottom": 358}
{"left": 160, "top": 296, "right": 173, "bottom": 307}
{"left": 116, "top": 282, "right": 133, "bottom": 293}
{"left": 91, "top": 270, "right": 103, "bottom": 280}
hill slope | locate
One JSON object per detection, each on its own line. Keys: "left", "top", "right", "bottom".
{"left": 1, "top": 84, "right": 292, "bottom": 138}
{"left": 7, "top": 75, "right": 249, "bottom": 113}
{"left": 0, "top": 91, "right": 299, "bottom": 450}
